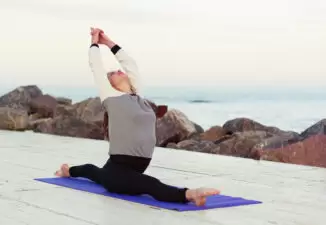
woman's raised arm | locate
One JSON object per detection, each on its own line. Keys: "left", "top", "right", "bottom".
{"left": 88, "top": 43, "right": 124, "bottom": 102}
{"left": 99, "top": 31, "right": 140, "bottom": 93}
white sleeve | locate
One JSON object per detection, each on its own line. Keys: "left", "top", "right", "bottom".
{"left": 88, "top": 45, "right": 124, "bottom": 101}
{"left": 114, "top": 49, "right": 140, "bottom": 93}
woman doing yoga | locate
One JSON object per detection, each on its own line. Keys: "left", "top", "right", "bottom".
{"left": 55, "top": 27, "right": 220, "bottom": 206}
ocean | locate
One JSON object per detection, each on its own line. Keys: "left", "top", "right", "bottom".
{"left": 1, "top": 85, "right": 326, "bottom": 133}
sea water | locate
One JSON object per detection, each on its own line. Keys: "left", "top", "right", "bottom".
{"left": 1, "top": 85, "right": 325, "bottom": 133}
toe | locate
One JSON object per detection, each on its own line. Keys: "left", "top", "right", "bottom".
{"left": 200, "top": 188, "right": 220, "bottom": 197}
{"left": 208, "top": 189, "right": 220, "bottom": 195}
{"left": 195, "top": 197, "right": 206, "bottom": 206}
{"left": 54, "top": 170, "right": 61, "bottom": 176}
{"left": 61, "top": 164, "right": 68, "bottom": 169}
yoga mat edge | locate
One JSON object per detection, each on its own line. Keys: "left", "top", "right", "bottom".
{"left": 34, "top": 177, "right": 262, "bottom": 211}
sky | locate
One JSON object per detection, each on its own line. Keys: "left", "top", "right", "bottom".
{"left": 0, "top": 0, "right": 325, "bottom": 88}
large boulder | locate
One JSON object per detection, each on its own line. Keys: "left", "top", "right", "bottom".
{"left": 223, "top": 117, "right": 298, "bottom": 136}
{"left": 156, "top": 109, "right": 198, "bottom": 147}
{"left": 167, "top": 139, "right": 219, "bottom": 153}
{"left": 200, "top": 125, "right": 231, "bottom": 142}
{"left": 30, "top": 94, "right": 58, "bottom": 118}
{"left": 33, "top": 115, "right": 104, "bottom": 140}
{"left": 259, "top": 135, "right": 326, "bottom": 168}
{"left": 28, "top": 118, "right": 52, "bottom": 130}
{"left": 214, "top": 131, "right": 274, "bottom": 158}
{"left": 55, "top": 104, "right": 76, "bottom": 118}
{"left": 0, "top": 85, "right": 42, "bottom": 112}
{"left": 28, "top": 113, "right": 43, "bottom": 121}
{"left": 222, "top": 118, "right": 301, "bottom": 147}
{"left": 55, "top": 97, "right": 104, "bottom": 123}
{"left": 300, "top": 119, "right": 326, "bottom": 139}
{"left": 0, "top": 107, "right": 29, "bottom": 131}
{"left": 257, "top": 133, "right": 304, "bottom": 150}
{"left": 164, "top": 129, "right": 296, "bottom": 159}
{"left": 193, "top": 122, "right": 204, "bottom": 133}
{"left": 72, "top": 97, "right": 104, "bottom": 122}
{"left": 31, "top": 97, "right": 106, "bottom": 140}
{"left": 223, "top": 118, "right": 266, "bottom": 132}
{"left": 56, "top": 97, "right": 72, "bottom": 106}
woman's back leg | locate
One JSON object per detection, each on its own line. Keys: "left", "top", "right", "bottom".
{"left": 104, "top": 163, "right": 188, "bottom": 203}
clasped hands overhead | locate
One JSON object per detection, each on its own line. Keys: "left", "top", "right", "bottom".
{"left": 90, "top": 27, "right": 115, "bottom": 48}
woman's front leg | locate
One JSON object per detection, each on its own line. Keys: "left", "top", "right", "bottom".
{"left": 55, "top": 163, "right": 105, "bottom": 186}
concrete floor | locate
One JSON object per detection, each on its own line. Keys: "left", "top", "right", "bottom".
{"left": 0, "top": 130, "right": 325, "bottom": 225}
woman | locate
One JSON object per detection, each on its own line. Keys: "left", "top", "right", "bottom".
{"left": 55, "top": 27, "right": 220, "bottom": 206}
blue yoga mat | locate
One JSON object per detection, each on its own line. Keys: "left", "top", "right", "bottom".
{"left": 35, "top": 177, "right": 262, "bottom": 211}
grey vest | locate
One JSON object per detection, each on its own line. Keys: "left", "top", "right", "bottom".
{"left": 103, "top": 94, "right": 156, "bottom": 158}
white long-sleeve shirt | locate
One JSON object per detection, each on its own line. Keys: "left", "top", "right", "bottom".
{"left": 88, "top": 44, "right": 140, "bottom": 102}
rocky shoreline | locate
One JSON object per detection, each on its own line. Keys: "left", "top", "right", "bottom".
{"left": 1, "top": 85, "right": 326, "bottom": 168}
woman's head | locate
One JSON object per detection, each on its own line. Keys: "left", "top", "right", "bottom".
{"left": 107, "top": 70, "right": 133, "bottom": 93}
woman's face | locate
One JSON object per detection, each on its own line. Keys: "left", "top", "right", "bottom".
{"left": 107, "top": 70, "right": 130, "bottom": 91}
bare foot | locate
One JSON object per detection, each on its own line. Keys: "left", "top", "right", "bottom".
{"left": 54, "top": 164, "right": 71, "bottom": 177}
{"left": 186, "top": 188, "right": 220, "bottom": 206}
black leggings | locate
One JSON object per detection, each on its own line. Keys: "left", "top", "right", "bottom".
{"left": 69, "top": 155, "right": 188, "bottom": 203}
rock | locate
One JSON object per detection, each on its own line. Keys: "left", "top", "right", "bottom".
{"left": 30, "top": 94, "right": 58, "bottom": 118}
{"left": 0, "top": 107, "right": 29, "bottom": 131}
{"left": 156, "top": 109, "right": 198, "bottom": 147}
{"left": 214, "top": 131, "right": 274, "bottom": 158}
{"left": 267, "top": 127, "right": 300, "bottom": 139}
{"left": 91, "top": 112, "right": 106, "bottom": 127}
{"left": 28, "top": 113, "right": 43, "bottom": 121}
{"left": 28, "top": 118, "right": 52, "bottom": 130}
{"left": 214, "top": 135, "right": 234, "bottom": 145}
{"left": 34, "top": 115, "right": 104, "bottom": 140}
{"left": 70, "top": 97, "right": 104, "bottom": 122}
{"left": 257, "top": 133, "right": 303, "bottom": 150}
{"left": 33, "top": 118, "right": 54, "bottom": 134}
{"left": 223, "top": 117, "right": 298, "bottom": 136}
{"left": 55, "top": 104, "right": 75, "bottom": 118}
{"left": 223, "top": 117, "right": 266, "bottom": 133}
{"left": 0, "top": 85, "right": 43, "bottom": 112}
{"left": 187, "top": 123, "right": 205, "bottom": 141}
{"left": 67, "top": 97, "right": 106, "bottom": 139}
{"left": 56, "top": 97, "right": 72, "bottom": 105}
{"left": 170, "top": 139, "right": 219, "bottom": 153}
{"left": 259, "top": 135, "right": 326, "bottom": 168}
{"left": 222, "top": 117, "right": 300, "bottom": 148}
{"left": 300, "top": 119, "right": 326, "bottom": 139}
{"left": 166, "top": 142, "right": 178, "bottom": 149}
{"left": 200, "top": 125, "right": 231, "bottom": 141}
{"left": 193, "top": 122, "right": 204, "bottom": 133}
{"left": 55, "top": 97, "right": 104, "bottom": 123}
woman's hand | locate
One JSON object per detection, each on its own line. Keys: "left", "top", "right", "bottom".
{"left": 90, "top": 27, "right": 116, "bottom": 48}
{"left": 99, "top": 31, "right": 116, "bottom": 48}
{"left": 96, "top": 28, "right": 116, "bottom": 48}
{"left": 90, "top": 27, "right": 100, "bottom": 44}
